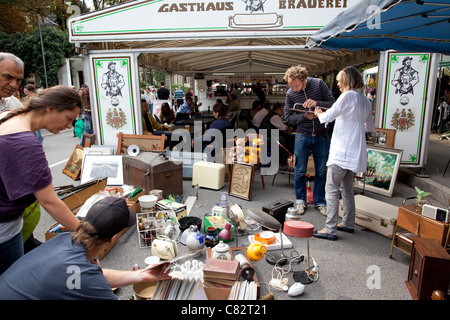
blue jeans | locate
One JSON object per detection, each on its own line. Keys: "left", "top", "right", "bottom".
{"left": 0, "top": 232, "right": 24, "bottom": 275}
{"left": 294, "top": 132, "right": 330, "bottom": 206}
{"left": 82, "top": 114, "right": 93, "bottom": 134}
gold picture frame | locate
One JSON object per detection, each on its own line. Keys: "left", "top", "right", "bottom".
{"left": 374, "top": 128, "right": 396, "bottom": 148}
{"left": 228, "top": 163, "right": 254, "bottom": 201}
{"left": 63, "top": 145, "right": 84, "bottom": 180}
{"left": 81, "top": 133, "right": 96, "bottom": 148}
{"left": 116, "top": 132, "right": 167, "bottom": 155}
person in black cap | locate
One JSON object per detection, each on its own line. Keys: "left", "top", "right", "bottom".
{"left": 0, "top": 197, "right": 171, "bottom": 300}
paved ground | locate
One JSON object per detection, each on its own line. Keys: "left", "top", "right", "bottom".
{"left": 31, "top": 130, "right": 449, "bottom": 305}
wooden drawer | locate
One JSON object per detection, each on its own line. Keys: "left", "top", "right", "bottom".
{"left": 397, "top": 205, "right": 449, "bottom": 246}
{"left": 397, "top": 207, "right": 420, "bottom": 233}
{"left": 419, "top": 217, "right": 449, "bottom": 245}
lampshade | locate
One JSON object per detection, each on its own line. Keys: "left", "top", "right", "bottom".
{"left": 245, "top": 208, "right": 281, "bottom": 231}
{"left": 246, "top": 208, "right": 287, "bottom": 265}
{"left": 283, "top": 221, "right": 314, "bottom": 238}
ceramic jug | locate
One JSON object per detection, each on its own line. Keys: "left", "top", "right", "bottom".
{"left": 185, "top": 225, "right": 205, "bottom": 253}
{"left": 211, "top": 241, "right": 231, "bottom": 260}
{"left": 204, "top": 226, "right": 219, "bottom": 248}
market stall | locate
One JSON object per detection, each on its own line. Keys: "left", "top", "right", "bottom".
{"left": 67, "top": 0, "right": 370, "bottom": 142}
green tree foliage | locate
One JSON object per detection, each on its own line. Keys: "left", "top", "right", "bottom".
{"left": 0, "top": 27, "right": 77, "bottom": 87}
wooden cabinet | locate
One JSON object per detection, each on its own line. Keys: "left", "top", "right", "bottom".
{"left": 406, "top": 236, "right": 450, "bottom": 300}
{"left": 390, "top": 205, "right": 450, "bottom": 258}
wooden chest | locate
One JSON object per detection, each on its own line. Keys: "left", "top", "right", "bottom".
{"left": 122, "top": 152, "right": 183, "bottom": 197}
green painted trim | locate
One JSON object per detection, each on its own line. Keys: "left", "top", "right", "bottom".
{"left": 93, "top": 57, "right": 137, "bottom": 144}
{"left": 74, "top": 27, "right": 228, "bottom": 34}
{"left": 282, "top": 26, "right": 323, "bottom": 29}
{"left": 383, "top": 52, "right": 431, "bottom": 165}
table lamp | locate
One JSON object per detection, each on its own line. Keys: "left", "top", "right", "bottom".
{"left": 245, "top": 208, "right": 288, "bottom": 266}
{"left": 283, "top": 220, "right": 316, "bottom": 284}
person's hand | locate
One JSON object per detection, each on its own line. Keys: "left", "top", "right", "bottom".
{"left": 314, "top": 107, "right": 323, "bottom": 117}
{"left": 303, "top": 98, "right": 317, "bottom": 108}
{"left": 139, "top": 263, "right": 172, "bottom": 282}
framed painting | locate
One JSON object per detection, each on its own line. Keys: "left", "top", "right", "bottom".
{"left": 355, "top": 146, "right": 403, "bottom": 197}
{"left": 80, "top": 155, "right": 124, "bottom": 186}
{"left": 374, "top": 128, "right": 396, "bottom": 148}
{"left": 81, "top": 133, "right": 96, "bottom": 148}
{"left": 63, "top": 145, "right": 84, "bottom": 180}
{"left": 90, "top": 55, "right": 139, "bottom": 148}
{"left": 380, "top": 52, "right": 433, "bottom": 166}
{"left": 116, "top": 132, "right": 167, "bottom": 155}
{"left": 228, "top": 163, "right": 255, "bottom": 201}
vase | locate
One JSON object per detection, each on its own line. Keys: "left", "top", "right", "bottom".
{"left": 205, "top": 226, "right": 219, "bottom": 248}
{"left": 185, "top": 225, "right": 205, "bottom": 254}
{"left": 211, "top": 241, "right": 231, "bottom": 260}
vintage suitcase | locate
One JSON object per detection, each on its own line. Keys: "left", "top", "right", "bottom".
{"left": 339, "top": 194, "right": 398, "bottom": 238}
{"left": 262, "top": 199, "right": 294, "bottom": 225}
{"left": 192, "top": 161, "right": 225, "bottom": 190}
{"left": 122, "top": 152, "right": 183, "bottom": 197}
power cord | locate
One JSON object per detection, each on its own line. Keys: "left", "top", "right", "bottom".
{"left": 267, "top": 250, "right": 319, "bottom": 290}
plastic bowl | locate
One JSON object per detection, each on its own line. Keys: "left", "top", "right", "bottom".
{"left": 138, "top": 195, "right": 158, "bottom": 209}
{"left": 178, "top": 216, "right": 202, "bottom": 233}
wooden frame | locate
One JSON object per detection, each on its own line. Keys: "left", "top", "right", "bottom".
{"left": 355, "top": 146, "right": 403, "bottom": 197}
{"left": 374, "top": 128, "right": 396, "bottom": 148}
{"left": 228, "top": 163, "right": 254, "bottom": 201}
{"left": 63, "top": 145, "right": 84, "bottom": 180}
{"left": 116, "top": 132, "right": 167, "bottom": 155}
{"left": 80, "top": 155, "right": 124, "bottom": 186}
{"left": 81, "top": 133, "right": 96, "bottom": 148}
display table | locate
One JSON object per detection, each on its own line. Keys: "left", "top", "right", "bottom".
{"left": 390, "top": 204, "right": 450, "bottom": 258}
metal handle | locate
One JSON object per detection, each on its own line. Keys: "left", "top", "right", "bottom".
{"left": 356, "top": 214, "right": 372, "bottom": 222}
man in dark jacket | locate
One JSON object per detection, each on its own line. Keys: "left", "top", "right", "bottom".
{"left": 284, "top": 65, "right": 334, "bottom": 216}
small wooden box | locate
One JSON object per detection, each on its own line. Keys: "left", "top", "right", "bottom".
{"left": 406, "top": 236, "right": 450, "bottom": 300}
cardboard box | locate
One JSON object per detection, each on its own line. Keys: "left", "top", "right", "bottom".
{"left": 45, "top": 179, "right": 144, "bottom": 259}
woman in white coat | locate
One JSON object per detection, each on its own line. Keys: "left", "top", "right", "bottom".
{"left": 313, "top": 67, "right": 375, "bottom": 241}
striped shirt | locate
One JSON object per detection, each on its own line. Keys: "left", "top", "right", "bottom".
{"left": 174, "top": 89, "right": 184, "bottom": 100}
{"left": 284, "top": 77, "right": 335, "bottom": 135}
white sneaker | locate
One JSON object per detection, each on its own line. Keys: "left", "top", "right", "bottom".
{"left": 317, "top": 205, "right": 327, "bottom": 216}
{"left": 296, "top": 203, "right": 306, "bottom": 215}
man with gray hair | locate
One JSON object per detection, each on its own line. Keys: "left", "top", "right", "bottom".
{"left": 0, "top": 53, "right": 24, "bottom": 112}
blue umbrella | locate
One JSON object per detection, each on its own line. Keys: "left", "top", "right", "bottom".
{"left": 307, "top": 0, "right": 450, "bottom": 55}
